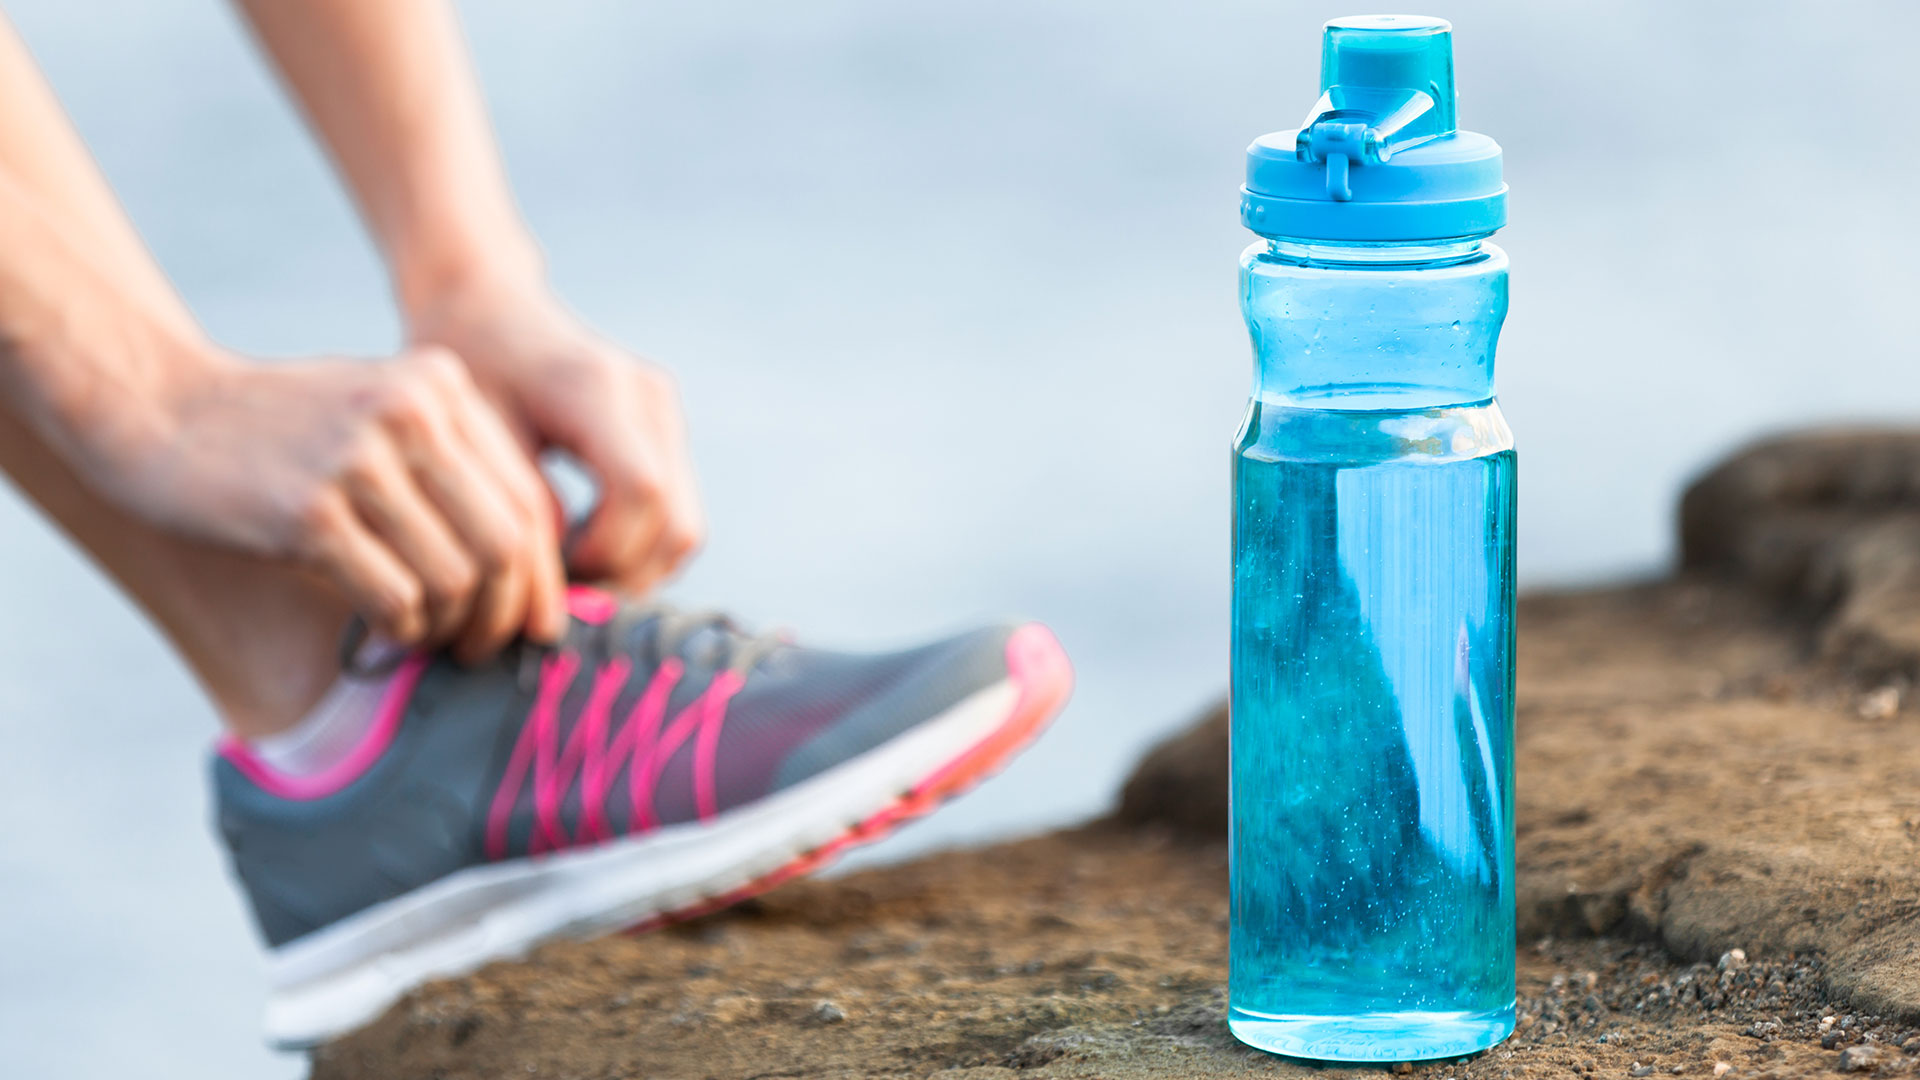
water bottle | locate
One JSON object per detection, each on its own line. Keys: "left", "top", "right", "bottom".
{"left": 1228, "top": 15, "right": 1515, "bottom": 1062}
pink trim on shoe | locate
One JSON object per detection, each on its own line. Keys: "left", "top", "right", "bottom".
{"left": 572, "top": 659, "right": 633, "bottom": 845}
{"left": 536, "top": 658, "right": 633, "bottom": 852}
{"left": 482, "top": 654, "right": 755, "bottom": 860}
{"left": 613, "top": 658, "right": 683, "bottom": 831}
{"left": 565, "top": 585, "right": 617, "bottom": 625}
{"left": 625, "top": 670, "right": 720, "bottom": 830}
{"left": 485, "top": 651, "right": 581, "bottom": 860}
{"left": 690, "top": 671, "right": 747, "bottom": 821}
{"left": 216, "top": 654, "right": 431, "bottom": 801}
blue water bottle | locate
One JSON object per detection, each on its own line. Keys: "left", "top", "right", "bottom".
{"left": 1228, "top": 15, "right": 1515, "bottom": 1062}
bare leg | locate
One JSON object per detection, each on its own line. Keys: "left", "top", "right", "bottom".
{"left": 0, "top": 16, "right": 349, "bottom": 737}
{"left": 0, "top": 406, "right": 351, "bottom": 737}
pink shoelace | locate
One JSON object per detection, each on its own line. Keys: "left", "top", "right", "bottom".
{"left": 482, "top": 594, "right": 765, "bottom": 860}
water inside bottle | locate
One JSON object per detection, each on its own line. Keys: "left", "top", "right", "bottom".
{"left": 1228, "top": 397, "right": 1517, "bottom": 1061}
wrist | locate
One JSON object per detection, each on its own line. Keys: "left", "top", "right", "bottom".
{"left": 58, "top": 333, "right": 234, "bottom": 483}
{"left": 392, "top": 224, "right": 546, "bottom": 329}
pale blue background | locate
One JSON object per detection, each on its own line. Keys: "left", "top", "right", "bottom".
{"left": 1, "top": 2, "right": 1915, "bottom": 1076}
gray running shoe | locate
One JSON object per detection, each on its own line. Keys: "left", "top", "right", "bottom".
{"left": 213, "top": 586, "right": 1072, "bottom": 1047}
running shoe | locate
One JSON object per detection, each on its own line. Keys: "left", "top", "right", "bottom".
{"left": 213, "top": 586, "right": 1072, "bottom": 1047}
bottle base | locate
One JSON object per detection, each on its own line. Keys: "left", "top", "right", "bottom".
{"left": 1227, "top": 1003, "right": 1516, "bottom": 1063}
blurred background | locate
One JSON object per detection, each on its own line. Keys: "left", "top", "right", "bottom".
{"left": 0, "top": 0, "right": 1915, "bottom": 1075}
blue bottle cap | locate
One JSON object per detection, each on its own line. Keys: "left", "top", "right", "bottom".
{"left": 1241, "top": 15, "right": 1506, "bottom": 242}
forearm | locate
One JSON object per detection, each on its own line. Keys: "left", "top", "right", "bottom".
{"left": 0, "top": 10, "right": 219, "bottom": 469}
{"left": 234, "top": 1, "right": 704, "bottom": 591}
{"left": 0, "top": 14, "right": 198, "bottom": 339}
{"left": 233, "top": 0, "right": 542, "bottom": 315}
{"left": 0, "top": 166, "right": 220, "bottom": 477}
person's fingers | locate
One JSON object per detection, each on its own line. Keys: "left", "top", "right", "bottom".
{"left": 297, "top": 491, "right": 427, "bottom": 645}
{"left": 340, "top": 434, "right": 478, "bottom": 645}
{"left": 400, "top": 419, "right": 537, "bottom": 660}
{"left": 400, "top": 348, "right": 565, "bottom": 647}
{"left": 394, "top": 352, "right": 525, "bottom": 558}
{"left": 599, "top": 490, "right": 668, "bottom": 592}
{"left": 449, "top": 381, "right": 568, "bottom": 644}
{"left": 453, "top": 554, "right": 531, "bottom": 665}
{"left": 623, "top": 390, "right": 705, "bottom": 592}
{"left": 564, "top": 409, "right": 667, "bottom": 586}
{"left": 520, "top": 517, "right": 568, "bottom": 643}
{"left": 650, "top": 385, "right": 705, "bottom": 569}
{"left": 552, "top": 361, "right": 706, "bottom": 595}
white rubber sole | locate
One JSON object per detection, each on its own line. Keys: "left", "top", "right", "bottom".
{"left": 260, "top": 679, "right": 1021, "bottom": 1050}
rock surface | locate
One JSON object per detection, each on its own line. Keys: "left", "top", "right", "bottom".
{"left": 314, "top": 823, "right": 1918, "bottom": 1080}
{"left": 318, "top": 433, "right": 1920, "bottom": 1079}
{"left": 1680, "top": 429, "right": 1920, "bottom": 681}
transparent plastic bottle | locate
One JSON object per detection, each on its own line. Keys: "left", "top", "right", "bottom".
{"left": 1228, "top": 16, "right": 1516, "bottom": 1062}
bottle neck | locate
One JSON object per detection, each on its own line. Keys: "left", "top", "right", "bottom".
{"left": 1263, "top": 235, "right": 1487, "bottom": 269}
{"left": 1240, "top": 236, "right": 1509, "bottom": 412}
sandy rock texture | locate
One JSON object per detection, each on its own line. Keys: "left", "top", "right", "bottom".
{"left": 318, "top": 433, "right": 1920, "bottom": 1079}
{"left": 314, "top": 826, "right": 1913, "bottom": 1080}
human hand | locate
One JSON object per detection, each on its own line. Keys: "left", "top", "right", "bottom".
{"left": 94, "top": 346, "right": 568, "bottom": 659}
{"left": 406, "top": 282, "right": 704, "bottom": 596}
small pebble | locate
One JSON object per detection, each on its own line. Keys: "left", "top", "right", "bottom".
{"left": 1718, "top": 949, "right": 1748, "bottom": 971}
{"left": 1858, "top": 684, "right": 1902, "bottom": 720}
{"left": 708, "top": 994, "right": 762, "bottom": 1025}
{"left": 1713, "top": 1064, "right": 1731, "bottom": 1077}
{"left": 1840, "top": 1044, "right": 1887, "bottom": 1072}
{"left": 1631, "top": 1065, "right": 1654, "bottom": 1078}
{"left": 812, "top": 1000, "right": 847, "bottom": 1024}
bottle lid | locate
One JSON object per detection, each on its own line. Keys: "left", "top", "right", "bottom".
{"left": 1241, "top": 15, "right": 1506, "bottom": 242}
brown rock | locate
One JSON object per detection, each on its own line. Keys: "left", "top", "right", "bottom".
{"left": 1680, "top": 430, "right": 1920, "bottom": 681}
{"left": 1114, "top": 701, "right": 1226, "bottom": 838}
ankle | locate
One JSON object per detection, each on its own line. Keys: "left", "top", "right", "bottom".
{"left": 219, "top": 655, "right": 429, "bottom": 798}
{"left": 201, "top": 612, "right": 362, "bottom": 740}
{"left": 162, "top": 568, "right": 361, "bottom": 739}
{"left": 0, "top": 407, "right": 363, "bottom": 737}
